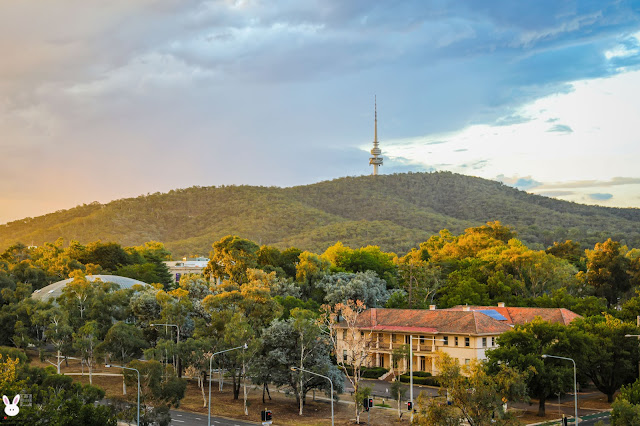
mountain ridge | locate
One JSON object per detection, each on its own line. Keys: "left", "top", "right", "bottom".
{"left": 2, "top": 172, "right": 639, "bottom": 257}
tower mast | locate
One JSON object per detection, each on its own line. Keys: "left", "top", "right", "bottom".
{"left": 369, "top": 96, "right": 383, "bottom": 175}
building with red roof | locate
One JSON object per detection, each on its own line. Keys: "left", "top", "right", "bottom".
{"left": 336, "top": 304, "right": 579, "bottom": 376}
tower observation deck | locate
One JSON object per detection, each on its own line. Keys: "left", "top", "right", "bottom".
{"left": 369, "top": 97, "right": 383, "bottom": 175}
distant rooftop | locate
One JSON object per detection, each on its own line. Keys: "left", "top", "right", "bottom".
{"left": 352, "top": 308, "right": 514, "bottom": 335}
{"left": 32, "top": 274, "right": 149, "bottom": 302}
{"left": 446, "top": 304, "right": 581, "bottom": 326}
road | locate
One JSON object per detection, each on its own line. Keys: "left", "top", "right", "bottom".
{"left": 169, "top": 410, "right": 257, "bottom": 426}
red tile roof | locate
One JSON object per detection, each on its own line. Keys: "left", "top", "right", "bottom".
{"left": 446, "top": 306, "right": 581, "bottom": 326}
{"left": 349, "top": 308, "right": 513, "bottom": 335}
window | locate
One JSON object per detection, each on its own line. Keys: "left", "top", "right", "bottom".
{"left": 392, "top": 334, "right": 396, "bottom": 343}
{"left": 360, "top": 331, "right": 364, "bottom": 338}
{"left": 465, "top": 359, "right": 470, "bottom": 365}
{"left": 343, "top": 350, "right": 347, "bottom": 362}
{"left": 454, "top": 336, "right": 459, "bottom": 346}
{"left": 405, "top": 335, "right": 410, "bottom": 344}
{"left": 419, "top": 335, "right": 425, "bottom": 345}
{"left": 342, "top": 330, "right": 347, "bottom": 340}
{"left": 482, "top": 337, "right": 487, "bottom": 347}
{"left": 465, "top": 337, "right": 470, "bottom": 347}
{"left": 443, "top": 336, "right": 449, "bottom": 345}
{"left": 491, "top": 337, "right": 495, "bottom": 347}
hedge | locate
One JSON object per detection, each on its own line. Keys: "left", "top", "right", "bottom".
{"left": 343, "top": 365, "right": 390, "bottom": 379}
{"left": 399, "top": 374, "right": 440, "bottom": 387}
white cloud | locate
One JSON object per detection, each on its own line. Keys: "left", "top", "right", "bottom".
{"left": 381, "top": 69, "right": 640, "bottom": 207}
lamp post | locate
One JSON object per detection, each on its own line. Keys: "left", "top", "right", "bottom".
{"left": 408, "top": 335, "right": 447, "bottom": 422}
{"left": 291, "top": 366, "right": 334, "bottom": 426}
{"left": 106, "top": 364, "right": 140, "bottom": 426}
{"left": 150, "top": 323, "right": 180, "bottom": 375}
{"left": 542, "top": 354, "right": 578, "bottom": 424}
{"left": 208, "top": 344, "right": 247, "bottom": 426}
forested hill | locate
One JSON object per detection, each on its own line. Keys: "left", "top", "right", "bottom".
{"left": 2, "top": 172, "right": 640, "bottom": 257}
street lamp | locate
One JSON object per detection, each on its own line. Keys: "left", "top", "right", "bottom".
{"left": 408, "top": 335, "right": 447, "bottom": 422}
{"left": 208, "top": 344, "right": 248, "bottom": 426}
{"left": 542, "top": 354, "right": 578, "bottom": 424}
{"left": 150, "top": 323, "right": 181, "bottom": 374}
{"left": 291, "top": 366, "right": 334, "bottom": 426}
{"left": 106, "top": 364, "right": 140, "bottom": 426}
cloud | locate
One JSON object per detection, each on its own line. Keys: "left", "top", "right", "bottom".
{"left": 546, "top": 124, "right": 573, "bottom": 133}
{"left": 3, "top": 0, "right": 640, "bottom": 223}
{"left": 496, "top": 175, "right": 542, "bottom": 190}
{"left": 536, "top": 177, "right": 640, "bottom": 190}
{"left": 494, "top": 115, "right": 532, "bottom": 126}
{"left": 589, "top": 193, "right": 614, "bottom": 201}
{"left": 538, "top": 191, "right": 576, "bottom": 197}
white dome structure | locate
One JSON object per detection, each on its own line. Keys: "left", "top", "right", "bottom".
{"left": 32, "top": 274, "right": 150, "bottom": 302}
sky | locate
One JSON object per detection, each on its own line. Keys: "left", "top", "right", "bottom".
{"left": 2, "top": 0, "right": 640, "bottom": 224}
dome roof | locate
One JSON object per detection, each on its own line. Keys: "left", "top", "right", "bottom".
{"left": 32, "top": 274, "right": 150, "bottom": 302}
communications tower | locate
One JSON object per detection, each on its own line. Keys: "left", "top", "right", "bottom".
{"left": 369, "top": 96, "right": 383, "bottom": 175}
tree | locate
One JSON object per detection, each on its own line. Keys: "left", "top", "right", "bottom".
{"left": 296, "top": 251, "right": 331, "bottom": 301}
{"left": 97, "top": 322, "right": 148, "bottom": 395}
{"left": 58, "top": 271, "right": 95, "bottom": 328}
{"left": 319, "top": 270, "right": 390, "bottom": 308}
{"left": 421, "top": 353, "right": 528, "bottom": 426}
{"left": 414, "top": 391, "right": 462, "bottom": 426}
{"left": 611, "top": 378, "right": 640, "bottom": 424}
{"left": 486, "top": 318, "right": 574, "bottom": 417}
{"left": 125, "top": 359, "right": 186, "bottom": 424}
{"left": 254, "top": 309, "right": 343, "bottom": 415}
{"left": 43, "top": 308, "right": 73, "bottom": 374}
{"left": 397, "top": 249, "right": 441, "bottom": 308}
{"left": 320, "top": 299, "right": 372, "bottom": 424}
{"left": 389, "top": 379, "right": 407, "bottom": 420}
{"left": 570, "top": 314, "right": 640, "bottom": 402}
{"left": 546, "top": 240, "right": 585, "bottom": 270}
{"left": 73, "top": 320, "right": 100, "bottom": 384}
{"left": 205, "top": 236, "right": 259, "bottom": 284}
{"left": 584, "top": 239, "right": 631, "bottom": 307}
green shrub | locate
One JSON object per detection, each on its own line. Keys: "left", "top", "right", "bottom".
{"left": 399, "top": 374, "right": 440, "bottom": 387}
{"left": 343, "top": 365, "right": 389, "bottom": 379}
{"left": 0, "top": 347, "right": 28, "bottom": 364}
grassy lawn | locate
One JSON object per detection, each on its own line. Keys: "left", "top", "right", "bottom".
{"left": 27, "top": 352, "right": 612, "bottom": 424}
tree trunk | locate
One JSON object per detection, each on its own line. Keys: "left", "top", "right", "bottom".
{"left": 89, "top": 363, "right": 93, "bottom": 385}
{"left": 355, "top": 384, "right": 360, "bottom": 424}
{"left": 123, "top": 376, "right": 127, "bottom": 395}
{"left": 608, "top": 391, "right": 614, "bottom": 403}
{"left": 537, "top": 396, "right": 546, "bottom": 417}
{"left": 201, "top": 373, "right": 207, "bottom": 408}
{"left": 243, "top": 361, "right": 248, "bottom": 416}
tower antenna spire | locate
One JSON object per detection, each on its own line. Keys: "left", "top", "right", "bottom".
{"left": 369, "top": 95, "right": 383, "bottom": 175}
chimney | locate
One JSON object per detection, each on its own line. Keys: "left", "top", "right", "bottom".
{"left": 463, "top": 306, "right": 470, "bottom": 312}
{"left": 429, "top": 305, "right": 436, "bottom": 310}
{"left": 370, "top": 308, "right": 377, "bottom": 327}
{"left": 497, "top": 302, "right": 505, "bottom": 308}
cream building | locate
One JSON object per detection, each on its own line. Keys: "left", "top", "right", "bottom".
{"left": 336, "top": 305, "right": 580, "bottom": 376}
{"left": 163, "top": 257, "right": 209, "bottom": 283}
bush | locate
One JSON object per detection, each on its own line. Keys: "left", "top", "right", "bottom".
{"left": 342, "top": 365, "right": 389, "bottom": 379}
{"left": 399, "top": 374, "right": 440, "bottom": 387}
{"left": 361, "top": 367, "right": 389, "bottom": 379}
{"left": 0, "top": 347, "right": 28, "bottom": 364}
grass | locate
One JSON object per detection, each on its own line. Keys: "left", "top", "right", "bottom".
{"left": 27, "top": 352, "right": 613, "bottom": 425}
{"left": 27, "top": 351, "right": 409, "bottom": 425}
